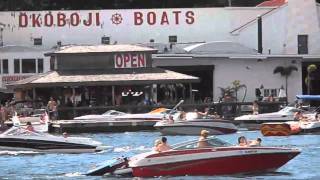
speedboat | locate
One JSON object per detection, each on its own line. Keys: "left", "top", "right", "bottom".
{"left": 87, "top": 136, "right": 300, "bottom": 177}
{"left": 235, "top": 106, "right": 302, "bottom": 123}
{"left": 154, "top": 112, "right": 237, "bottom": 135}
{"left": 0, "top": 126, "right": 105, "bottom": 153}
{"left": 113, "top": 108, "right": 172, "bottom": 122}
{"left": 73, "top": 110, "right": 126, "bottom": 120}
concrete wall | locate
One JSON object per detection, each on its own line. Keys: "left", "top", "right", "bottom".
{"left": 153, "top": 57, "right": 302, "bottom": 103}
{"left": 213, "top": 58, "right": 302, "bottom": 103}
{"left": 233, "top": 5, "right": 288, "bottom": 54}
{"left": 0, "top": 8, "right": 270, "bottom": 48}
{"left": 0, "top": 50, "right": 50, "bottom": 74}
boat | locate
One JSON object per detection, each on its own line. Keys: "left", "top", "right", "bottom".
{"left": 260, "top": 121, "right": 301, "bottom": 136}
{"left": 73, "top": 110, "right": 126, "bottom": 120}
{"left": 0, "top": 126, "right": 105, "bottom": 153}
{"left": 154, "top": 112, "right": 237, "bottom": 135}
{"left": 86, "top": 136, "right": 300, "bottom": 177}
{"left": 299, "top": 120, "right": 320, "bottom": 134}
{"left": 235, "top": 106, "right": 302, "bottom": 123}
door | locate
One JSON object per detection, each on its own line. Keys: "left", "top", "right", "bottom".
{"left": 298, "top": 35, "right": 308, "bottom": 54}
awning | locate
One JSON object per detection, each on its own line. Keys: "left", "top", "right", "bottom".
{"left": 7, "top": 68, "right": 200, "bottom": 88}
{"left": 296, "top": 95, "right": 320, "bottom": 101}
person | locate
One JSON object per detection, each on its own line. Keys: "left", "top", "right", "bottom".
{"left": 26, "top": 122, "right": 35, "bottom": 132}
{"left": 238, "top": 136, "right": 248, "bottom": 146}
{"left": 315, "top": 113, "right": 320, "bottom": 121}
{"left": 252, "top": 101, "right": 259, "bottom": 115}
{"left": 179, "top": 111, "right": 186, "bottom": 120}
{"left": 249, "top": 138, "right": 262, "bottom": 147}
{"left": 294, "top": 111, "right": 308, "bottom": 121}
{"left": 63, "top": 132, "right": 68, "bottom": 138}
{"left": 197, "top": 130, "right": 211, "bottom": 148}
{"left": 197, "top": 108, "right": 210, "bottom": 118}
{"left": 153, "top": 139, "right": 162, "bottom": 152}
{"left": 47, "top": 97, "right": 58, "bottom": 120}
{"left": 156, "top": 137, "right": 171, "bottom": 152}
{"left": 168, "top": 115, "right": 174, "bottom": 124}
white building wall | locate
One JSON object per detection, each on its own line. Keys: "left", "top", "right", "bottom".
{"left": 213, "top": 59, "right": 302, "bottom": 103}
{"left": 0, "top": 8, "right": 271, "bottom": 49}
{"left": 285, "top": 0, "right": 320, "bottom": 54}
{"left": 233, "top": 6, "right": 288, "bottom": 54}
{"left": 0, "top": 50, "right": 50, "bottom": 88}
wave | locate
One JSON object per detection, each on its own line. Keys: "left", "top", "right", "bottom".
{"left": 113, "top": 145, "right": 151, "bottom": 153}
{"left": 0, "top": 150, "right": 41, "bottom": 155}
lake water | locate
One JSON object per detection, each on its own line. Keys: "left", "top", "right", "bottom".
{"left": 0, "top": 130, "right": 319, "bottom": 179}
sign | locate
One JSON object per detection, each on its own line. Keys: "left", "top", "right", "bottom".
{"left": 16, "top": 10, "right": 195, "bottom": 28}
{"left": 114, "top": 53, "right": 146, "bottom": 68}
{"left": 2, "top": 75, "right": 31, "bottom": 85}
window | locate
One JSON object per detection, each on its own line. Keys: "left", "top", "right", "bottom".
{"left": 101, "top": 36, "right": 110, "bottom": 44}
{"left": 22, "top": 59, "right": 36, "bottom": 73}
{"left": 263, "top": 89, "right": 278, "bottom": 97}
{"left": 14, "top": 59, "right": 20, "bottom": 74}
{"left": 169, "top": 35, "right": 177, "bottom": 43}
{"left": 37, "top": 58, "right": 44, "bottom": 73}
{"left": 50, "top": 56, "right": 55, "bottom": 70}
{"left": 2, "top": 59, "right": 8, "bottom": 74}
{"left": 34, "top": 38, "right": 42, "bottom": 46}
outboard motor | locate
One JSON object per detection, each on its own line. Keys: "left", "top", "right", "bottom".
{"left": 86, "top": 157, "right": 129, "bottom": 176}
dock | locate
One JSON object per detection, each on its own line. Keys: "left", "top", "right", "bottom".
{"left": 49, "top": 120, "right": 158, "bottom": 133}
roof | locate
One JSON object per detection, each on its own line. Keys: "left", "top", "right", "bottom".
{"left": 51, "top": 44, "right": 157, "bottom": 54}
{"left": 8, "top": 68, "right": 199, "bottom": 88}
{"left": 0, "top": 45, "right": 49, "bottom": 53}
{"left": 183, "top": 41, "right": 258, "bottom": 55}
{"left": 257, "top": 0, "right": 287, "bottom": 7}
{"left": 296, "top": 95, "right": 320, "bottom": 101}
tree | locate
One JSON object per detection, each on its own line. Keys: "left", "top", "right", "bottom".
{"left": 232, "top": 80, "right": 247, "bottom": 102}
{"left": 273, "top": 65, "right": 298, "bottom": 103}
{"left": 306, "top": 64, "right": 317, "bottom": 94}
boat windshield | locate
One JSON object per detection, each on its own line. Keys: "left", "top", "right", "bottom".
{"left": 172, "top": 137, "right": 232, "bottom": 150}
{"left": 279, "top": 107, "right": 302, "bottom": 114}
{"left": 102, "top": 110, "right": 126, "bottom": 116}
{"left": 1, "top": 127, "right": 44, "bottom": 136}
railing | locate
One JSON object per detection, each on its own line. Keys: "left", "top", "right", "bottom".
{"left": 56, "top": 101, "right": 285, "bottom": 120}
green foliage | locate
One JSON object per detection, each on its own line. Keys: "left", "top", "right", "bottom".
{"left": 307, "top": 64, "right": 317, "bottom": 73}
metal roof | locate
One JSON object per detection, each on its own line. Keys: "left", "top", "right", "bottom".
{"left": 51, "top": 44, "right": 157, "bottom": 54}
{"left": 8, "top": 68, "right": 199, "bottom": 88}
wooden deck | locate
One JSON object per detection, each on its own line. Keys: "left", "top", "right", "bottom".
{"left": 49, "top": 119, "right": 157, "bottom": 133}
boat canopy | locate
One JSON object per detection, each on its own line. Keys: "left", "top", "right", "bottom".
{"left": 296, "top": 95, "right": 320, "bottom": 101}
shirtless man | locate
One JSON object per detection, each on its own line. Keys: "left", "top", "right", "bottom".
{"left": 156, "top": 137, "right": 171, "bottom": 152}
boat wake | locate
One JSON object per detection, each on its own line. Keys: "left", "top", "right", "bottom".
{"left": 113, "top": 145, "right": 151, "bottom": 152}
{"left": 0, "top": 150, "right": 41, "bottom": 155}
{"left": 64, "top": 172, "right": 84, "bottom": 177}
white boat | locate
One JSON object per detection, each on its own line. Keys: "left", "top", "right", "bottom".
{"left": 87, "top": 136, "right": 300, "bottom": 177}
{"left": 73, "top": 110, "right": 126, "bottom": 120}
{"left": 299, "top": 119, "right": 320, "bottom": 134}
{"left": 0, "top": 126, "right": 105, "bottom": 153}
{"left": 234, "top": 106, "right": 302, "bottom": 123}
{"left": 154, "top": 112, "right": 237, "bottom": 135}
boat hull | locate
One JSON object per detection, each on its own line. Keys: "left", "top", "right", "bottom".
{"left": 0, "top": 138, "right": 99, "bottom": 153}
{"left": 155, "top": 120, "right": 237, "bottom": 135}
{"left": 132, "top": 151, "right": 299, "bottom": 177}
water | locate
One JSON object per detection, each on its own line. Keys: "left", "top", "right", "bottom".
{"left": 0, "top": 131, "right": 319, "bottom": 179}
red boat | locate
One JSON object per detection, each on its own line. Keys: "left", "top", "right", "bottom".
{"left": 87, "top": 137, "right": 300, "bottom": 177}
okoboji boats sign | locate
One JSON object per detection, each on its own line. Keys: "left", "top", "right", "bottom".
{"left": 16, "top": 10, "right": 195, "bottom": 28}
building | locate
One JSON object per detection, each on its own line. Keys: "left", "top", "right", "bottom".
{"left": 8, "top": 44, "right": 199, "bottom": 118}
{"left": 1, "top": 0, "right": 320, "bottom": 103}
